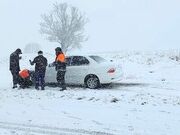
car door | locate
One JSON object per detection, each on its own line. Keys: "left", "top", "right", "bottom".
{"left": 45, "top": 57, "right": 72, "bottom": 83}
{"left": 45, "top": 63, "right": 57, "bottom": 83}
{"left": 67, "top": 56, "right": 90, "bottom": 84}
{"left": 65, "top": 56, "right": 72, "bottom": 84}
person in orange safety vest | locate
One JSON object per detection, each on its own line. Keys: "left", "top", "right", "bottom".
{"left": 19, "top": 69, "right": 32, "bottom": 89}
{"left": 53, "top": 47, "right": 67, "bottom": 91}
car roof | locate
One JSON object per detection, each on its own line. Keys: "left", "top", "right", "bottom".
{"left": 66, "top": 55, "right": 101, "bottom": 57}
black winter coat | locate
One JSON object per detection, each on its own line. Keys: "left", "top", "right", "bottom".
{"left": 31, "top": 55, "right": 47, "bottom": 73}
{"left": 9, "top": 52, "right": 20, "bottom": 72}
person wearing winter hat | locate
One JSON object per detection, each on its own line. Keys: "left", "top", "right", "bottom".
{"left": 9, "top": 48, "right": 22, "bottom": 89}
{"left": 54, "top": 47, "right": 67, "bottom": 91}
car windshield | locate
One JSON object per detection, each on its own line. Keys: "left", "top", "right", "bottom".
{"left": 89, "top": 56, "right": 107, "bottom": 63}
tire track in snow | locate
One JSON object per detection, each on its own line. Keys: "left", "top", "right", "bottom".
{"left": 0, "top": 121, "right": 114, "bottom": 135}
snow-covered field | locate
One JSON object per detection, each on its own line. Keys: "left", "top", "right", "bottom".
{"left": 0, "top": 51, "right": 180, "bottom": 135}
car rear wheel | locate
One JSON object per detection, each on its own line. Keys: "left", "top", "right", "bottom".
{"left": 85, "top": 75, "right": 100, "bottom": 89}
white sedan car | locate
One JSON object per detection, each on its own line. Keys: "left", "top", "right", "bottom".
{"left": 45, "top": 55, "right": 123, "bottom": 89}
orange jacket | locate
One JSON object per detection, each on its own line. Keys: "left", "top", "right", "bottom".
{"left": 19, "top": 69, "right": 29, "bottom": 79}
{"left": 56, "top": 53, "right": 65, "bottom": 63}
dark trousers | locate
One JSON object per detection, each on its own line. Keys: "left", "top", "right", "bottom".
{"left": 19, "top": 77, "right": 32, "bottom": 89}
{"left": 11, "top": 70, "right": 19, "bottom": 86}
{"left": 35, "top": 71, "right": 45, "bottom": 89}
{"left": 56, "top": 70, "right": 66, "bottom": 89}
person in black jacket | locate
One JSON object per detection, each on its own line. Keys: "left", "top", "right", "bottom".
{"left": 9, "top": 48, "right": 22, "bottom": 89}
{"left": 29, "top": 51, "right": 47, "bottom": 90}
{"left": 54, "top": 47, "right": 67, "bottom": 91}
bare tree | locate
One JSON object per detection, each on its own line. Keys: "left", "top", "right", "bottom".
{"left": 40, "top": 2, "right": 88, "bottom": 53}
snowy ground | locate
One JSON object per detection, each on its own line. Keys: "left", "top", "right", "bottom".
{"left": 0, "top": 51, "right": 180, "bottom": 135}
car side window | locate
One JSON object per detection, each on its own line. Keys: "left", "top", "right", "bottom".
{"left": 71, "top": 56, "right": 89, "bottom": 66}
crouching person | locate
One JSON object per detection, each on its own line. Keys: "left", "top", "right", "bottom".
{"left": 29, "top": 51, "right": 47, "bottom": 90}
{"left": 19, "top": 69, "right": 33, "bottom": 89}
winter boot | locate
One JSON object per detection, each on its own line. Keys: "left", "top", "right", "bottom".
{"left": 59, "top": 88, "right": 64, "bottom": 91}
{"left": 12, "top": 84, "right": 18, "bottom": 89}
{"left": 60, "top": 87, "right": 67, "bottom": 91}
{"left": 35, "top": 86, "right": 39, "bottom": 90}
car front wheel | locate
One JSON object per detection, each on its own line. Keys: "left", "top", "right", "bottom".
{"left": 85, "top": 75, "right": 100, "bottom": 89}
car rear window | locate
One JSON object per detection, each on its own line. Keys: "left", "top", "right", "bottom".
{"left": 89, "top": 56, "right": 107, "bottom": 63}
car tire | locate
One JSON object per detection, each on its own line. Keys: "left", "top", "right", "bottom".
{"left": 85, "top": 75, "right": 100, "bottom": 89}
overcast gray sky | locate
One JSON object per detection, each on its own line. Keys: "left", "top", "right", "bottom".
{"left": 0, "top": 0, "right": 180, "bottom": 57}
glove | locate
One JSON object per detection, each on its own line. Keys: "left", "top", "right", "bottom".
{"left": 29, "top": 60, "right": 33, "bottom": 65}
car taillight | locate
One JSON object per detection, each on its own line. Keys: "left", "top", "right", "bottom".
{"left": 108, "top": 68, "right": 115, "bottom": 73}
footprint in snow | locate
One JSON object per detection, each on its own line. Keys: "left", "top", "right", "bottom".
{"left": 141, "top": 102, "right": 148, "bottom": 105}
{"left": 111, "top": 98, "right": 119, "bottom": 103}
{"left": 77, "top": 97, "right": 86, "bottom": 100}
{"left": 88, "top": 97, "right": 95, "bottom": 101}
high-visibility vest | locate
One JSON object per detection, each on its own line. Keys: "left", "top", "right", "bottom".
{"left": 56, "top": 53, "right": 65, "bottom": 62}
{"left": 19, "top": 69, "right": 29, "bottom": 79}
